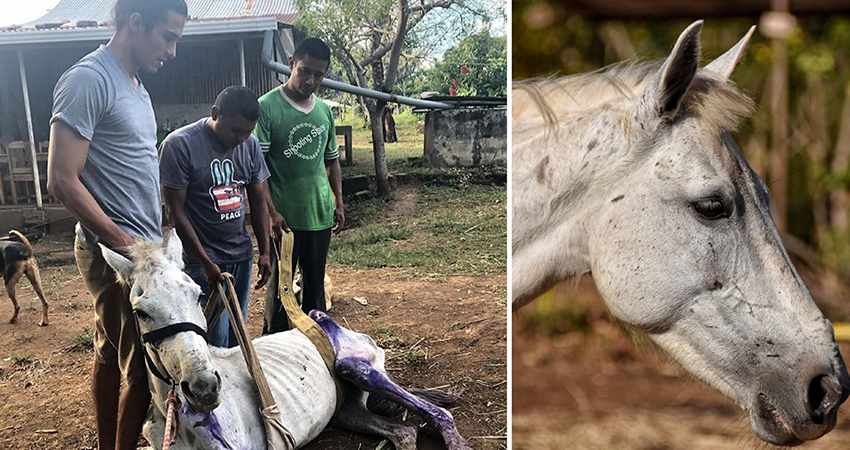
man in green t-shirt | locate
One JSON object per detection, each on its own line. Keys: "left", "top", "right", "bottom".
{"left": 255, "top": 38, "right": 344, "bottom": 334}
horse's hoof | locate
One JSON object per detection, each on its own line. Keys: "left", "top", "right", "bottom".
{"left": 39, "top": 320, "right": 48, "bottom": 327}
{"left": 9, "top": 318, "right": 17, "bottom": 324}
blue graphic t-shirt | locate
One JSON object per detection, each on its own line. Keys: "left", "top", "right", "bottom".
{"left": 160, "top": 119, "right": 270, "bottom": 264}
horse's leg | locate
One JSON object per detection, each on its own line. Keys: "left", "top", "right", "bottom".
{"left": 142, "top": 405, "right": 166, "bottom": 450}
{"left": 331, "top": 390, "right": 418, "bottom": 450}
{"left": 336, "top": 357, "right": 471, "bottom": 450}
{"left": 142, "top": 404, "right": 198, "bottom": 450}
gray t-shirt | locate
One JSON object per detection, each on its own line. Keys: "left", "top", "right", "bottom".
{"left": 160, "top": 119, "right": 270, "bottom": 265}
{"left": 51, "top": 45, "right": 162, "bottom": 247}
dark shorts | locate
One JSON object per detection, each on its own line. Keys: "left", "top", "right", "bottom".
{"left": 74, "top": 236, "right": 146, "bottom": 384}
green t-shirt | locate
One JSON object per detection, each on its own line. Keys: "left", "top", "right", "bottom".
{"left": 255, "top": 87, "right": 338, "bottom": 231}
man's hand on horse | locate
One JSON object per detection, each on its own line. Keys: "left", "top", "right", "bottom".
{"left": 255, "top": 253, "right": 272, "bottom": 290}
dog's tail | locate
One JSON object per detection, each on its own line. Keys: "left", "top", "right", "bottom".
{"left": 367, "top": 386, "right": 461, "bottom": 417}
{"left": 9, "top": 230, "right": 33, "bottom": 256}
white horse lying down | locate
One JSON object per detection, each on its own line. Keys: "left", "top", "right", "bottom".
{"left": 101, "top": 230, "right": 471, "bottom": 450}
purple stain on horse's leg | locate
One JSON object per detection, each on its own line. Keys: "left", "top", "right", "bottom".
{"left": 337, "top": 356, "right": 469, "bottom": 449}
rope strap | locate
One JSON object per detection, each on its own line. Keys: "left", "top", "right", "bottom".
{"left": 216, "top": 273, "right": 296, "bottom": 450}
{"left": 276, "top": 231, "right": 345, "bottom": 412}
{"left": 162, "top": 386, "right": 179, "bottom": 450}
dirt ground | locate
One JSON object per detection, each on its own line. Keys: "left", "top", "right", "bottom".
{"left": 512, "top": 277, "right": 850, "bottom": 450}
{"left": 0, "top": 233, "right": 506, "bottom": 450}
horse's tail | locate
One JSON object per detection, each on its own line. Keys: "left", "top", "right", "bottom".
{"left": 9, "top": 230, "right": 33, "bottom": 256}
{"left": 367, "top": 386, "right": 460, "bottom": 417}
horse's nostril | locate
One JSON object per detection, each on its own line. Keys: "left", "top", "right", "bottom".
{"left": 181, "top": 380, "right": 193, "bottom": 398}
{"left": 807, "top": 374, "right": 839, "bottom": 424}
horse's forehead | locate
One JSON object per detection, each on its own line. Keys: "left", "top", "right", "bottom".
{"left": 135, "top": 265, "right": 192, "bottom": 294}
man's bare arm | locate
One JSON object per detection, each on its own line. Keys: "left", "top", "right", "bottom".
{"left": 325, "top": 157, "right": 345, "bottom": 232}
{"left": 47, "top": 121, "right": 134, "bottom": 248}
{"left": 264, "top": 185, "right": 288, "bottom": 238}
{"left": 247, "top": 181, "right": 271, "bottom": 289}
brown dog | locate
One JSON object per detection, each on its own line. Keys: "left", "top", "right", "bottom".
{"left": 2, "top": 230, "right": 48, "bottom": 325}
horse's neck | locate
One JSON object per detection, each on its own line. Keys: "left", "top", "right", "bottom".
{"left": 512, "top": 109, "right": 631, "bottom": 307}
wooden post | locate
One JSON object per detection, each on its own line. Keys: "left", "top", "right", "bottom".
{"left": 17, "top": 49, "right": 42, "bottom": 208}
{"left": 768, "top": 38, "right": 789, "bottom": 232}
{"left": 762, "top": 0, "right": 793, "bottom": 232}
{"left": 336, "top": 125, "right": 353, "bottom": 166}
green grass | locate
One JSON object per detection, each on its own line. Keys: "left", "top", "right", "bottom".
{"left": 330, "top": 182, "right": 506, "bottom": 276}
{"left": 519, "top": 288, "right": 592, "bottom": 335}
{"left": 339, "top": 110, "right": 427, "bottom": 178}
{"left": 70, "top": 327, "right": 94, "bottom": 351}
{"left": 10, "top": 353, "right": 33, "bottom": 366}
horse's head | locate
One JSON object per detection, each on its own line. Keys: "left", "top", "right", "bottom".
{"left": 101, "top": 229, "right": 221, "bottom": 413}
{"left": 582, "top": 21, "right": 849, "bottom": 445}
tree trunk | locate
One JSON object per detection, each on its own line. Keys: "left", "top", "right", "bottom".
{"left": 370, "top": 101, "right": 391, "bottom": 195}
{"left": 768, "top": 36, "right": 789, "bottom": 233}
{"left": 383, "top": 108, "right": 398, "bottom": 143}
{"left": 801, "top": 80, "right": 829, "bottom": 245}
{"left": 829, "top": 82, "right": 850, "bottom": 232}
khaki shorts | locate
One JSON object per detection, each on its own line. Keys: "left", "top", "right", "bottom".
{"left": 75, "top": 236, "right": 146, "bottom": 384}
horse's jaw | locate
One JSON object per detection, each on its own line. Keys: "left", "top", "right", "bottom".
{"left": 651, "top": 314, "right": 849, "bottom": 446}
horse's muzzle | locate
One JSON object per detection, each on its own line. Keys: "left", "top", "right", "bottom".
{"left": 750, "top": 368, "right": 849, "bottom": 446}
{"left": 181, "top": 370, "right": 222, "bottom": 413}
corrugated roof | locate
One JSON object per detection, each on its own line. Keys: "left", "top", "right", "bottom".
{"left": 16, "top": 0, "right": 297, "bottom": 28}
{"left": 0, "top": 16, "right": 279, "bottom": 46}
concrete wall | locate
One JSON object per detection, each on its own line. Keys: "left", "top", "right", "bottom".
{"left": 424, "top": 107, "right": 506, "bottom": 168}
{"left": 153, "top": 103, "right": 213, "bottom": 133}
{"left": 0, "top": 206, "right": 76, "bottom": 236}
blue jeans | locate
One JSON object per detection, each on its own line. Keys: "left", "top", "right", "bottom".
{"left": 185, "top": 259, "right": 252, "bottom": 348}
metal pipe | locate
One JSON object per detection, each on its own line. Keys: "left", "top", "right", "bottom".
{"left": 238, "top": 39, "right": 246, "bottom": 87}
{"left": 17, "top": 49, "right": 42, "bottom": 208}
{"left": 261, "top": 30, "right": 455, "bottom": 110}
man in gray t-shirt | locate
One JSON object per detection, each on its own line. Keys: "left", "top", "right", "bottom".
{"left": 160, "top": 86, "right": 271, "bottom": 348}
{"left": 47, "top": 0, "right": 187, "bottom": 448}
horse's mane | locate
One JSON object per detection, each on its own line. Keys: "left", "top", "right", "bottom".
{"left": 130, "top": 240, "right": 171, "bottom": 275}
{"left": 512, "top": 60, "right": 754, "bottom": 135}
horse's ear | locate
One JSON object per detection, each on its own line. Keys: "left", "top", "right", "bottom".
{"left": 164, "top": 228, "right": 185, "bottom": 269}
{"left": 100, "top": 244, "right": 134, "bottom": 286}
{"left": 704, "top": 25, "right": 756, "bottom": 81}
{"left": 635, "top": 20, "right": 703, "bottom": 132}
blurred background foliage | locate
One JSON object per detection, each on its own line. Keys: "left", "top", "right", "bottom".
{"left": 513, "top": 3, "right": 850, "bottom": 288}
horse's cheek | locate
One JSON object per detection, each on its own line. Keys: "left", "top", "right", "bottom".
{"left": 591, "top": 198, "right": 699, "bottom": 329}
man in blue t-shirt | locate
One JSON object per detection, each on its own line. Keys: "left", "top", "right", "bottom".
{"left": 160, "top": 86, "right": 272, "bottom": 348}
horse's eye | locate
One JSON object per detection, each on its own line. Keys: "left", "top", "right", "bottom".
{"left": 134, "top": 309, "right": 151, "bottom": 320}
{"left": 691, "top": 199, "right": 729, "bottom": 220}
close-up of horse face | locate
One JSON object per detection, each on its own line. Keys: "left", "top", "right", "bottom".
{"left": 589, "top": 23, "right": 850, "bottom": 446}
{"left": 512, "top": 19, "right": 850, "bottom": 446}
{"left": 590, "top": 108, "right": 850, "bottom": 446}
